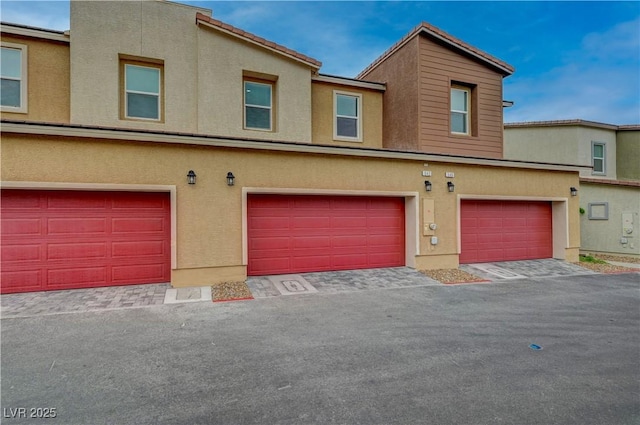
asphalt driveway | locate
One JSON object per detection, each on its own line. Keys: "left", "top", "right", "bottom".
{"left": 1, "top": 273, "right": 639, "bottom": 425}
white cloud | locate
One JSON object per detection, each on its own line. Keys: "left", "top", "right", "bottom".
{"left": 505, "top": 17, "right": 640, "bottom": 125}
{"left": 0, "top": 1, "right": 70, "bottom": 30}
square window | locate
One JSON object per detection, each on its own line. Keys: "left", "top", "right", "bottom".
{"left": 244, "top": 80, "right": 273, "bottom": 131}
{"left": 1, "top": 43, "right": 27, "bottom": 112}
{"left": 120, "top": 58, "right": 163, "bottom": 121}
{"left": 592, "top": 142, "right": 606, "bottom": 174}
{"left": 450, "top": 87, "right": 469, "bottom": 134}
{"left": 334, "top": 92, "right": 361, "bottom": 141}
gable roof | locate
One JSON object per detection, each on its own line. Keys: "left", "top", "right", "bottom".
{"left": 196, "top": 13, "right": 321, "bottom": 70}
{"left": 358, "top": 21, "right": 514, "bottom": 78}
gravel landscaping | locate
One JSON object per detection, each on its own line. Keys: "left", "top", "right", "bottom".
{"left": 211, "top": 281, "right": 254, "bottom": 302}
{"left": 420, "top": 268, "right": 487, "bottom": 284}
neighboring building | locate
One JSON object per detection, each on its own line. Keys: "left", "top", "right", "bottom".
{"left": 1, "top": 0, "right": 581, "bottom": 294}
{"left": 505, "top": 120, "right": 640, "bottom": 256}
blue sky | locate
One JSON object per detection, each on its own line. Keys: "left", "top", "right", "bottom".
{"left": 1, "top": 1, "right": 639, "bottom": 124}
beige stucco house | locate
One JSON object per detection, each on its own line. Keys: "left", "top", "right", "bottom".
{"left": 1, "top": 0, "right": 582, "bottom": 294}
{"left": 505, "top": 120, "right": 640, "bottom": 256}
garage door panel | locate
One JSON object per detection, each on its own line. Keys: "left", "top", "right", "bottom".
{"left": 48, "top": 242, "right": 108, "bottom": 260}
{"left": 2, "top": 244, "right": 41, "bottom": 262}
{"left": 331, "top": 216, "right": 367, "bottom": 229}
{"left": 292, "top": 216, "right": 331, "bottom": 229}
{"left": 112, "top": 217, "right": 165, "bottom": 233}
{"left": 2, "top": 270, "right": 42, "bottom": 292}
{"left": 1, "top": 190, "right": 171, "bottom": 294}
{"left": 460, "top": 200, "right": 552, "bottom": 264}
{"left": 332, "top": 254, "right": 368, "bottom": 268}
{"left": 48, "top": 218, "right": 106, "bottom": 235}
{"left": 48, "top": 266, "right": 107, "bottom": 287}
{"left": 3, "top": 219, "right": 43, "bottom": 235}
{"left": 47, "top": 194, "right": 107, "bottom": 209}
{"left": 112, "top": 264, "right": 166, "bottom": 283}
{"left": 292, "top": 236, "right": 331, "bottom": 249}
{"left": 112, "top": 241, "right": 166, "bottom": 257}
{"left": 248, "top": 195, "right": 404, "bottom": 275}
{"left": 250, "top": 236, "right": 290, "bottom": 250}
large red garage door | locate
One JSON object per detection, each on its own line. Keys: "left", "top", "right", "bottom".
{"left": 1, "top": 190, "right": 171, "bottom": 294}
{"left": 460, "top": 200, "right": 552, "bottom": 264}
{"left": 247, "top": 195, "right": 405, "bottom": 275}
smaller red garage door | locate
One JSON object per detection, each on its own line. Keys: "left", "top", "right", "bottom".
{"left": 1, "top": 190, "right": 171, "bottom": 294}
{"left": 460, "top": 200, "right": 552, "bottom": 264}
{"left": 248, "top": 195, "right": 405, "bottom": 275}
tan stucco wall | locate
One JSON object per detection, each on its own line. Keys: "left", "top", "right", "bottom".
{"left": 70, "top": 0, "right": 203, "bottom": 132}
{"left": 0, "top": 35, "right": 70, "bottom": 123}
{"left": 504, "top": 126, "right": 617, "bottom": 179}
{"left": 580, "top": 182, "right": 640, "bottom": 255}
{"left": 616, "top": 130, "right": 640, "bottom": 181}
{"left": 311, "top": 81, "right": 383, "bottom": 148}
{"left": 196, "top": 27, "right": 313, "bottom": 143}
{"left": 69, "top": 0, "right": 313, "bottom": 143}
{"left": 1, "top": 134, "right": 581, "bottom": 285}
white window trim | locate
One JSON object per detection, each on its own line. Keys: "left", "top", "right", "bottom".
{"left": 244, "top": 80, "right": 273, "bottom": 131}
{"left": 591, "top": 141, "right": 606, "bottom": 175}
{"left": 450, "top": 87, "right": 470, "bottom": 135}
{"left": 124, "top": 64, "right": 161, "bottom": 121}
{"left": 1, "top": 42, "right": 28, "bottom": 113}
{"left": 333, "top": 90, "right": 363, "bottom": 142}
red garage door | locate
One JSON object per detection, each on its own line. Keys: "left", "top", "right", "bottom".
{"left": 248, "top": 195, "right": 405, "bottom": 275}
{"left": 460, "top": 200, "right": 552, "bottom": 264}
{"left": 1, "top": 190, "right": 171, "bottom": 294}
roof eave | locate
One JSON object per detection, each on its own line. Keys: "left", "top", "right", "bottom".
{"left": 196, "top": 13, "right": 321, "bottom": 70}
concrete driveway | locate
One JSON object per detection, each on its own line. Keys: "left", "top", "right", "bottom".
{"left": 1, "top": 273, "right": 639, "bottom": 425}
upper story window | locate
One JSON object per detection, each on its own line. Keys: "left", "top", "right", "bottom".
{"left": 592, "top": 142, "right": 606, "bottom": 175}
{"left": 120, "top": 56, "right": 163, "bottom": 122}
{"left": 244, "top": 80, "right": 273, "bottom": 131}
{"left": 450, "top": 86, "right": 470, "bottom": 135}
{"left": 1, "top": 43, "right": 27, "bottom": 113}
{"left": 334, "top": 91, "right": 362, "bottom": 141}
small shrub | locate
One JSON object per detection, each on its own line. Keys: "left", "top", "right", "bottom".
{"left": 579, "top": 254, "right": 607, "bottom": 264}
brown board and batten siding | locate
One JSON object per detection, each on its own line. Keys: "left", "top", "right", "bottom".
{"left": 417, "top": 35, "right": 504, "bottom": 159}
{"left": 360, "top": 37, "right": 421, "bottom": 152}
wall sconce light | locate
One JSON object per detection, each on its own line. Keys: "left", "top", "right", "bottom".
{"left": 226, "top": 172, "right": 235, "bottom": 186}
{"left": 447, "top": 181, "right": 455, "bottom": 192}
{"left": 570, "top": 187, "right": 578, "bottom": 196}
{"left": 424, "top": 180, "right": 432, "bottom": 192}
{"left": 187, "top": 170, "right": 196, "bottom": 185}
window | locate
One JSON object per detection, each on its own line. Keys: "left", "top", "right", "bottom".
{"left": 334, "top": 91, "right": 362, "bottom": 141}
{"left": 1, "top": 43, "right": 27, "bottom": 112}
{"left": 450, "top": 87, "right": 470, "bottom": 135}
{"left": 244, "top": 80, "right": 273, "bottom": 131}
{"left": 592, "top": 142, "right": 606, "bottom": 174}
{"left": 120, "top": 57, "right": 163, "bottom": 121}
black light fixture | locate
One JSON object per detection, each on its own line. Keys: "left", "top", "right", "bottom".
{"left": 447, "top": 181, "right": 455, "bottom": 192}
{"left": 424, "top": 180, "right": 432, "bottom": 192}
{"left": 570, "top": 187, "right": 578, "bottom": 196}
{"left": 187, "top": 170, "right": 196, "bottom": 185}
{"left": 226, "top": 172, "right": 235, "bottom": 186}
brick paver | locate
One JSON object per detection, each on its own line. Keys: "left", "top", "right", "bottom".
{"left": 247, "top": 267, "right": 442, "bottom": 298}
{"left": 1, "top": 283, "right": 170, "bottom": 318}
{"left": 460, "top": 259, "right": 597, "bottom": 281}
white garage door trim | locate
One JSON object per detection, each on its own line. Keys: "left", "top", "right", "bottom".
{"left": 456, "top": 194, "right": 570, "bottom": 260}
{"left": 1, "top": 181, "right": 177, "bottom": 269}
{"left": 242, "top": 187, "right": 420, "bottom": 268}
